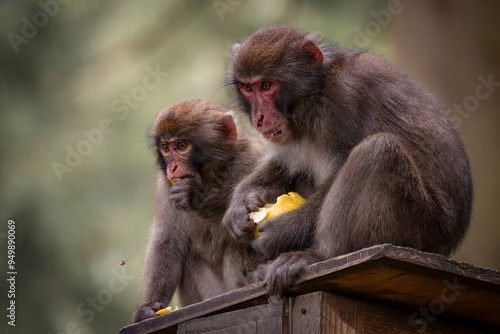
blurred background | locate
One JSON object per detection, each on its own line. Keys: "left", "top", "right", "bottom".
{"left": 1, "top": 0, "right": 499, "bottom": 332}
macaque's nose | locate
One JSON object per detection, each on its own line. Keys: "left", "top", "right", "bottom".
{"left": 167, "top": 163, "right": 178, "bottom": 179}
{"left": 256, "top": 115, "right": 264, "bottom": 127}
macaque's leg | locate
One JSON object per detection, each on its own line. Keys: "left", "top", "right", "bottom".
{"left": 315, "top": 133, "right": 431, "bottom": 259}
{"left": 178, "top": 261, "right": 226, "bottom": 306}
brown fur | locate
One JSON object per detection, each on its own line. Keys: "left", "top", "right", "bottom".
{"left": 134, "top": 100, "right": 263, "bottom": 322}
{"left": 223, "top": 26, "right": 473, "bottom": 294}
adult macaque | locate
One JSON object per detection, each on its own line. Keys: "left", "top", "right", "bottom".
{"left": 222, "top": 26, "right": 473, "bottom": 294}
{"left": 134, "top": 100, "right": 263, "bottom": 322}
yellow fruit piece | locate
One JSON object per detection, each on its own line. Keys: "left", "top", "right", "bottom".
{"left": 267, "top": 192, "right": 306, "bottom": 218}
{"left": 250, "top": 192, "right": 306, "bottom": 236}
{"left": 248, "top": 204, "right": 273, "bottom": 224}
{"left": 156, "top": 306, "right": 172, "bottom": 315}
{"left": 171, "top": 178, "right": 180, "bottom": 185}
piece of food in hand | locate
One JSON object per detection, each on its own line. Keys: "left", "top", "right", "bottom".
{"left": 156, "top": 305, "right": 180, "bottom": 315}
{"left": 249, "top": 192, "right": 306, "bottom": 236}
{"left": 248, "top": 203, "right": 273, "bottom": 224}
{"left": 171, "top": 178, "right": 180, "bottom": 185}
{"left": 156, "top": 306, "right": 172, "bottom": 315}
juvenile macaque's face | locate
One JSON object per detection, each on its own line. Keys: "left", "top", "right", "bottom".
{"left": 157, "top": 138, "right": 193, "bottom": 182}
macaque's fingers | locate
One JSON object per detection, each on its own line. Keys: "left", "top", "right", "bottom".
{"left": 252, "top": 206, "right": 314, "bottom": 259}
{"left": 222, "top": 203, "right": 256, "bottom": 240}
{"left": 261, "top": 251, "right": 318, "bottom": 296}
{"left": 223, "top": 188, "right": 263, "bottom": 239}
{"left": 251, "top": 215, "right": 290, "bottom": 259}
{"left": 133, "top": 302, "right": 165, "bottom": 322}
{"left": 169, "top": 178, "right": 194, "bottom": 209}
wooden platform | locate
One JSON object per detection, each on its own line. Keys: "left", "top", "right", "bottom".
{"left": 120, "top": 244, "right": 500, "bottom": 334}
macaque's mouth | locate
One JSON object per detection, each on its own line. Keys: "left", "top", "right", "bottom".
{"left": 168, "top": 175, "right": 188, "bottom": 184}
{"left": 262, "top": 126, "right": 284, "bottom": 142}
{"left": 170, "top": 178, "right": 181, "bottom": 185}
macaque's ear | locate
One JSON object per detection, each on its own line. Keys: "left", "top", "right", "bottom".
{"left": 301, "top": 40, "right": 323, "bottom": 64}
{"left": 222, "top": 112, "right": 238, "bottom": 139}
{"left": 231, "top": 43, "right": 241, "bottom": 55}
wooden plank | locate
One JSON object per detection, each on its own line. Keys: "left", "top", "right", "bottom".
{"left": 360, "top": 292, "right": 494, "bottom": 334}
{"left": 119, "top": 284, "right": 269, "bottom": 334}
{"left": 290, "top": 245, "right": 500, "bottom": 330}
{"left": 183, "top": 302, "right": 284, "bottom": 333}
{"left": 120, "top": 244, "right": 500, "bottom": 334}
{"left": 291, "top": 291, "right": 494, "bottom": 334}
{"left": 291, "top": 292, "right": 363, "bottom": 334}
{"left": 181, "top": 301, "right": 287, "bottom": 334}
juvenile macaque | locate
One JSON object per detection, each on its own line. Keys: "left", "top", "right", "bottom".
{"left": 134, "top": 100, "right": 263, "bottom": 322}
{"left": 223, "top": 26, "right": 473, "bottom": 294}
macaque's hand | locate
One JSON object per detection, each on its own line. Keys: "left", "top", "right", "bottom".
{"left": 251, "top": 192, "right": 307, "bottom": 258}
{"left": 169, "top": 177, "right": 199, "bottom": 210}
{"left": 253, "top": 251, "right": 318, "bottom": 296}
{"left": 222, "top": 191, "right": 261, "bottom": 240}
{"left": 252, "top": 213, "right": 295, "bottom": 259}
{"left": 133, "top": 302, "right": 165, "bottom": 323}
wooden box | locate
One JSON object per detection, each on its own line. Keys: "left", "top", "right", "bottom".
{"left": 120, "top": 244, "right": 500, "bottom": 334}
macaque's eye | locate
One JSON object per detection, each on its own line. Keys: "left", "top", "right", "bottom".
{"left": 241, "top": 83, "right": 252, "bottom": 92}
{"left": 262, "top": 81, "right": 272, "bottom": 90}
{"left": 160, "top": 143, "right": 169, "bottom": 152}
{"left": 177, "top": 141, "right": 188, "bottom": 151}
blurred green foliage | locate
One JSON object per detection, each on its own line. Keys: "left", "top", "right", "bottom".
{"left": 0, "top": 0, "right": 499, "bottom": 333}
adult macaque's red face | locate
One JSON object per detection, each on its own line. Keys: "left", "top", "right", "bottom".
{"left": 158, "top": 140, "right": 193, "bottom": 182}
{"left": 238, "top": 79, "right": 289, "bottom": 143}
